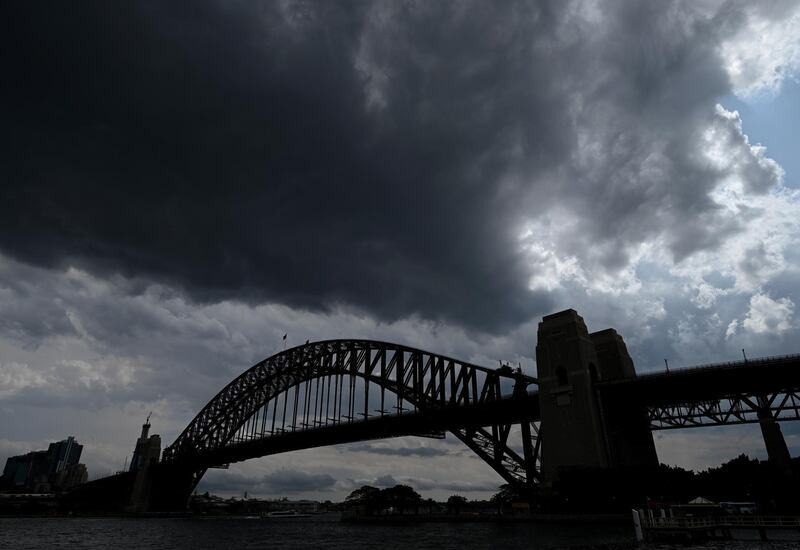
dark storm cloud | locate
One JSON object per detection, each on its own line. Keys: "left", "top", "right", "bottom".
{"left": 0, "top": 1, "right": 789, "bottom": 335}
{"left": 0, "top": 0, "right": 566, "bottom": 331}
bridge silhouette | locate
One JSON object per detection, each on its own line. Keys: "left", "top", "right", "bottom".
{"left": 69, "top": 309, "right": 800, "bottom": 512}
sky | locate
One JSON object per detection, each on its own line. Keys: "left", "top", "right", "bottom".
{"left": 1, "top": 1, "right": 800, "bottom": 501}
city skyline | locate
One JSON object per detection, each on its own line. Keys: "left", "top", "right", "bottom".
{"left": 2, "top": 1, "right": 800, "bottom": 501}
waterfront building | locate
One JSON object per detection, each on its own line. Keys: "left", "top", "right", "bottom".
{"left": 54, "top": 462, "right": 89, "bottom": 490}
{"left": 1, "top": 451, "right": 50, "bottom": 492}
{"left": 0, "top": 436, "right": 86, "bottom": 492}
{"left": 46, "top": 436, "right": 83, "bottom": 476}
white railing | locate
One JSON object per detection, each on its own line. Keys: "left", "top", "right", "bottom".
{"left": 644, "top": 515, "right": 800, "bottom": 529}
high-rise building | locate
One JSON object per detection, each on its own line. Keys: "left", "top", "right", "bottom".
{"left": 1, "top": 451, "right": 49, "bottom": 491}
{"left": 46, "top": 436, "right": 83, "bottom": 476}
{"left": 54, "top": 463, "right": 89, "bottom": 490}
{"left": 0, "top": 436, "right": 87, "bottom": 493}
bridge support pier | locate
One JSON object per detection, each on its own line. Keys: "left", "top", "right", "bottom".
{"left": 127, "top": 463, "right": 155, "bottom": 513}
{"left": 757, "top": 400, "right": 794, "bottom": 479}
{"left": 514, "top": 375, "right": 539, "bottom": 490}
{"left": 536, "top": 310, "right": 609, "bottom": 485}
{"left": 143, "top": 463, "right": 202, "bottom": 512}
{"left": 590, "top": 329, "right": 657, "bottom": 469}
{"left": 536, "top": 309, "right": 657, "bottom": 486}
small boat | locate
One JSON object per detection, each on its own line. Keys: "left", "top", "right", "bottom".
{"left": 262, "top": 509, "right": 312, "bottom": 519}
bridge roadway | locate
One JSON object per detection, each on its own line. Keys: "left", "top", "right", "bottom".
{"left": 182, "top": 353, "right": 800, "bottom": 470}
{"left": 599, "top": 353, "right": 800, "bottom": 431}
{"left": 599, "top": 353, "right": 800, "bottom": 409}
{"left": 190, "top": 393, "right": 540, "bottom": 469}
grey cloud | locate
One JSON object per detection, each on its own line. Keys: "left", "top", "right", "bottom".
{"left": 518, "top": 3, "right": 788, "bottom": 275}
{"left": 0, "top": 253, "right": 545, "bottom": 415}
{"left": 0, "top": 359, "right": 145, "bottom": 410}
{"left": 0, "top": 257, "right": 248, "bottom": 409}
{"left": 548, "top": 256, "right": 800, "bottom": 374}
{"left": 259, "top": 470, "right": 337, "bottom": 494}
{"left": 374, "top": 474, "right": 398, "bottom": 487}
{"left": 348, "top": 443, "right": 452, "bottom": 457}
{"left": 431, "top": 480, "right": 501, "bottom": 493}
{"left": 0, "top": 262, "right": 78, "bottom": 349}
{"left": 366, "top": 475, "right": 498, "bottom": 493}
{"left": 198, "top": 469, "right": 501, "bottom": 497}
{"left": 200, "top": 469, "right": 336, "bottom": 495}
{"left": 656, "top": 423, "right": 800, "bottom": 472}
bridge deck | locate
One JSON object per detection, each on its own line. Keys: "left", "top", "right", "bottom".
{"left": 176, "top": 393, "right": 540, "bottom": 469}
{"left": 599, "top": 354, "right": 800, "bottom": 407}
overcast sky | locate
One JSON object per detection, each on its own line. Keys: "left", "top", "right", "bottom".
{"left": 2, "top": 1, "right": 800, "bottom": 501}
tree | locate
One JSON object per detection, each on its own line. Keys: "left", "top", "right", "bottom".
{"left": 345, "top": 485, "right": 380, "bottom": 504}
{"left": 381, "top": 484, "right": 422, "bottom": 514}
{"left": 491, "top": 484, "right": 523, "bottom": 504}
{"left": 447, "top": 494, "right": 468, "bottom": 514}
{"left": 345, "top": 485, "right": 382, "bottom": 513}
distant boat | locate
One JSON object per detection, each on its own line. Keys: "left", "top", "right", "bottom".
{"left": 262, "top": 510, "right": 312, "bottom": 519}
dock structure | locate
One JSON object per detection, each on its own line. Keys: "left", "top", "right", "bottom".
{"left": 638, "top": 511, "right": 800, "bottom": 543}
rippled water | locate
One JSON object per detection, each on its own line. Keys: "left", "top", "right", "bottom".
{"left": 0, "top": 516, "right": 795, "bottom": 549}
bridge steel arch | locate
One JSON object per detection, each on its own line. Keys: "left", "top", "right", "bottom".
{"left": 159, "top": 340, "right": 540, "bottom": 505}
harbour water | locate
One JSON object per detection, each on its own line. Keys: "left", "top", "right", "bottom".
{"left": 1, "top": 516, "right": 799, "bottom": 549}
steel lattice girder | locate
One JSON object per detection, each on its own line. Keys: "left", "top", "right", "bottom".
{"left": 162, "top": 339, "right": 539, "bottom": 487}
{"left": 648, "top": 391, "right": 800, "bottom": 429}
{"left": 451, "top": 420, "right": 542, "bottom": 486}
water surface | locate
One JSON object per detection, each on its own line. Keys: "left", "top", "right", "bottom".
{"left": 0, "top": 516, "right": 794, "bottom": 549}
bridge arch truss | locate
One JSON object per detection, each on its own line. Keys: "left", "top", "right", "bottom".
{"left": 163, "top": 340, "right": 541, "bottom": 489}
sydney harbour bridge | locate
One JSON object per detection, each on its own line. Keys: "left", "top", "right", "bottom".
{"left": 70, "top": 309, "right": 800, "bottom": 512}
